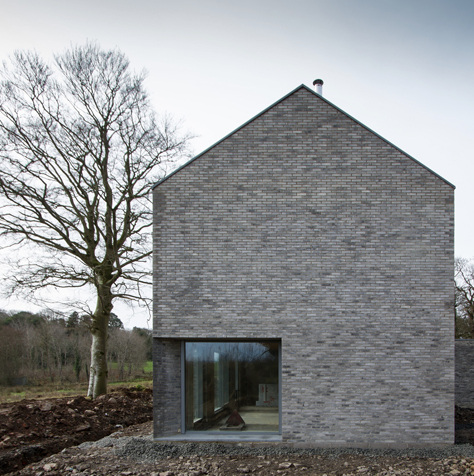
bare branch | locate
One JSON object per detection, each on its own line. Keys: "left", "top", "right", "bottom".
{"left": 0, "top": 43, "right": 191, "bottom": 397}
{"left": 455, "top": 257, "right": 474, "bottom": 338}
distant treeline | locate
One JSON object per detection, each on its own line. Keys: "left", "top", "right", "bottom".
{"left": 0, "top": 309, "right": 152, "bottom": 386}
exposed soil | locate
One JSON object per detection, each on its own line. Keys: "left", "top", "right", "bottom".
{"left": 2, "top": 395, "right": 474, "bottom": 476}
{"left": 0, "top": 387, "right": 153, "bottom": 475}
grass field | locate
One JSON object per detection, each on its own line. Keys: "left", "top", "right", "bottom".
{"left": 0, "top": 379, "right": 153, "bottom": 404}
{"left": 143, "top": 361, "right": 153, "bottom": 373}
{"left": 108, "top": 360, "right": 153, "bottom": 372}
{"left": 0, "top": 361, "right": 153, "bottom": 404}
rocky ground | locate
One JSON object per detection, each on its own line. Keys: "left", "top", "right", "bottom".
{"left": 0, "top": 386, "right": 153, "bottom": 475}
{"left": 2, "top": 391, "right": 474, "bottom": 476}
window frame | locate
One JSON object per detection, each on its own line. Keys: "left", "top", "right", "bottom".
{"left": 181, "top": 339, "right": 282, "bottom": 435}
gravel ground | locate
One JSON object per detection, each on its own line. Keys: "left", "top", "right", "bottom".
{"left": 4, "top": 395, "right": 474, "bottom": 475}
{"left": 111, "top": 437, "right": 474, "bottom": 461}
{"left": 10, "top": 421, "right": 474, "bottom": 476}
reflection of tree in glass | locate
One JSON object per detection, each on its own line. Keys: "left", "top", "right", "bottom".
{"left": 185, "top": 342, "right": 278, "bottom": 364}
{"left": 184, "top": 341, "right": 279, "bottom": 422}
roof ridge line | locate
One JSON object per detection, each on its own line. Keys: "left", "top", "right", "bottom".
{"left": 299, "top": 84, "right": 455, "bottom": 189}
{"left": 153, "top": 84, "right": 454, "bottom": 190}
{"left": 152, "top": 84, "right": 307, "bottom": 189}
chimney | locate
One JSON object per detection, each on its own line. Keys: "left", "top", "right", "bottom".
{"left": 313, "top": 79, "right": 324, "bottom": 95}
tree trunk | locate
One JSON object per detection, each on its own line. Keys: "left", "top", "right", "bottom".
{"left": 87, "top": 284, "right": 113, "bottom": 399}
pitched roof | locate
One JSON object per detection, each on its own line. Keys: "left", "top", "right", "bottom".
{"left": 153, "top": 84, "right": 454, "bottom": 189}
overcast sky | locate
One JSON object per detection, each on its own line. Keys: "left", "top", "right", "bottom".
{"left": 0, "top": 0, "right": 473, "bottom": 328}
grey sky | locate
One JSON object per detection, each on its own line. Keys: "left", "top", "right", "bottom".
{"left": 1, "top": 0, "right": 472, "bottom": 326}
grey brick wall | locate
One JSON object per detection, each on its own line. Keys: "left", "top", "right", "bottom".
{"left": 455, "top": 340, "right": 474, "bottom": 408}
{"left": 153, "top": 86, "right": 454, "bottom": 446}
{"left": 153, "top": 339, "right": 181, "bottom": 437}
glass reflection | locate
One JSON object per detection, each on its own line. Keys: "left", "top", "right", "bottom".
{"left": 185, "top": 341, "right": 279, "bottom": 433}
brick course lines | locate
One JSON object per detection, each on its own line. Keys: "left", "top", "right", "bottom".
{"left": 153, "top": 86, "right": 454, "bottom": 446}
{"left": 153, "top": 339, "right": 181, "bottom": 437}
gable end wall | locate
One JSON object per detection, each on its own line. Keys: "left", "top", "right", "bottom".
{"left": 153, "top": 88, "right": 454, "bottom": 446}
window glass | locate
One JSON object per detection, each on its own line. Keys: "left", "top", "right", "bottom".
{"left": 185, "top": 341, "right": 279, "bottom": 432}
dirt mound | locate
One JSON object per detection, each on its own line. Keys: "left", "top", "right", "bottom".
{"left": 2, "top": 398, "right": 474, "bottom": 475}
{"left": 0, "top": 387, "right": 152, "bottom": 474}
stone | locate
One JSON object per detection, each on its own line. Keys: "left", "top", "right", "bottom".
{"left": 74, "top": 423, "right": 91, "bottom": 432}
{"left": 43, "top": 463, "right": 58, "bottom": 471}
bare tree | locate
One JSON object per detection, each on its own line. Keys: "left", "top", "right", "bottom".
{"left": 0, "top": 326, "right": 23, "bottom": 385}
{"left": 0, "top": 44, "right": 189, "bottom": 397}
{"left": 455, "top": 258, "right": 474, "bottom": 338}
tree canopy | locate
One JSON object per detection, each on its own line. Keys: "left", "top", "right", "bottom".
{"left": 456, "top": 258, "right": 474, "bottom": 338}
{"left": 0, "top": 44, "right": 189, "bottom": 397}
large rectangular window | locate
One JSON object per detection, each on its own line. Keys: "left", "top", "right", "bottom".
{"left": 185, "top": 341, "right": 279, "bottom": 433}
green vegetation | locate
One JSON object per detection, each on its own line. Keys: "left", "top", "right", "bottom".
{"left": 0, "top": 308, "right": 153, "bottom": 392}
{"left": 0, "top": 378, "right": 153, "bottom": 404}
{"left": 106, "top": 360, "right": 152, "bottom": 374}
{"left": 143, "top": 361, "right": 153, "bottom": 373}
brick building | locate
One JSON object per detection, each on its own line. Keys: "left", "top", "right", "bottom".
{"left": 153, "top": 84, "right": 455, "bottom": 447}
